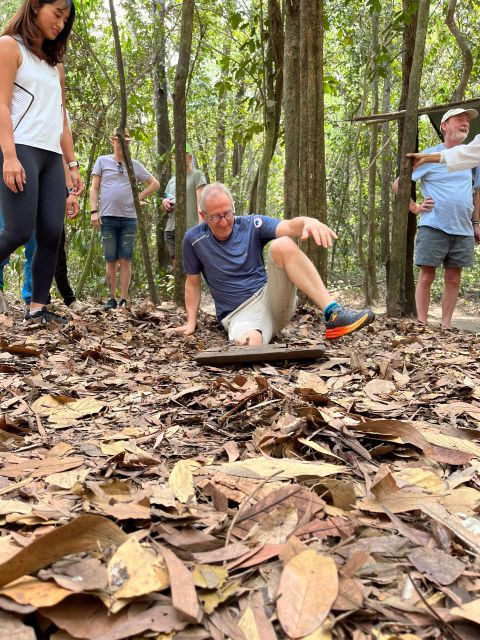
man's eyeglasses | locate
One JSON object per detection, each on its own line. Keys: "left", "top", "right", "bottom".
{"left": 206, "top": 210, "right": 234, "bottom": 224}
{"left": 117, "top": 162, "right": 124, "bottom": 174}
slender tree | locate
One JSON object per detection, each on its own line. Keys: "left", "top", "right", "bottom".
{"left": 152, "top": 0, "right": 172, "bottom": 270}
{"left": 172, "top": 0, "right": 195, "bottom": 306}
{"left": 366, "top": 9, "right": 379, "bottom": 304}
{"left": 108, "top": 0, "right": 159, "bottom": 304}
{"left": 387, "top": 0, "right": 430, "bottom": 317}
{"left": 380, "top": 71, "right": 392, "bottom": 282}
{"left": 446, "top": 0, "right": 473, "bottom": 102}
{"left": 283, "top": 0, "right": 300, "bottom": 220}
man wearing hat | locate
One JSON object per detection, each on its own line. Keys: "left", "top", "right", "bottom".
{"left": 89, "top": 129, "right": 160, "bottom": 309}
{"left": 394, "top": 107, "right": 480, "bottom": 328}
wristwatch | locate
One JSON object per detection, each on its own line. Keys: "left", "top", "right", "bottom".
{"left": 68, "top": 160, "right": 80, "bottom": 169}
{"left": 90, "top": 209, "right": 98, "bottom": 215}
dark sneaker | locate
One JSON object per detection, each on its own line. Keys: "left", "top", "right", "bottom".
{"left": 24, "top": 306, "right": 69, "bottom": 325}
{"left": 324, "top": 306, "right": 375, "bottom": 340}
{"left": 104, "top": 298, "right": 117, "bottom": 310}
{"left": 118, "top": 298, "right": 128, "bottom": 307}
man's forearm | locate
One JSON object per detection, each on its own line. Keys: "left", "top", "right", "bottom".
{"left": 139, "top": 179, "right": 160, "bottom": 199}
{"left": 89, "top": 189, "right": 99, "bottom": 211}
{"left": 278, "top": 216, "right": 310, "bottom": 238}
{"left": 185, "top": 280, "right": 201, "bottom": 327}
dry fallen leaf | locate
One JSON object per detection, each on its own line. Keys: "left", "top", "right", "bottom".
{"left": 276, "top": 550, "right": 338, "bottom": 638}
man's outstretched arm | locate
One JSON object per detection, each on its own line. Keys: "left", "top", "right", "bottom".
{"left": 172, "top": 274, "right": 201, "bottom": 335}
{"left": 275, "top": 216, "right": 338, "bottom": 248}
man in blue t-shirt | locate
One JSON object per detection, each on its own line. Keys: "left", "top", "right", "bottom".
{"left": 394, "top": 107, "right": 480, "bottom": 328}
{"left": 173, "top": 182, "right": 374, "bottom": 343}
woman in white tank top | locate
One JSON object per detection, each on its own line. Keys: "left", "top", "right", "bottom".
{"left": 0, "top": 0, "right": 81, "bottom": 324}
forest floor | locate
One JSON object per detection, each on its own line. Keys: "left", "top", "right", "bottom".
{"left": 0, "top": 294, "right": 480, "bottom": 639}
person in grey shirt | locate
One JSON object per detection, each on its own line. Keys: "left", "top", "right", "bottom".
{"left": 162, "top": 144, "right": 207, "bottom": 267}
{"left": 90, "top": 129, "right": 159, "bottom": 309}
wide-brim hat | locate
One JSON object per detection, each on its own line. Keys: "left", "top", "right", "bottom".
{"left": 440, "top": 107, "right": 478, "bottom": 124}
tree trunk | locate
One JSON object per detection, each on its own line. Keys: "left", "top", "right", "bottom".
{"left": 215, "top": 36, "right": 230, "bottom": 183}
{"left": 108, "top": 0, "right": 158, "bottom": 305}
{"left": 365, "top": 9, "right": 379, "bottom": 304}
{"left": 298, "top": 0, "right": 327, "bottom": 278}
{"left": 76, "top": 111, "right": 105, "bottom": 297}
{"left": 387, "top": 0, "right": 430, "bottom": 317}
{"left": 446, "top": 0, "right": 473, "bottom": 102}
{"left": 380, "top": 70, "right": 392, "bottom": 282}
{"left": 394, "top": 0, "right": 419, "bottom": 316}
{"left": 172, "top": 0, "right": 195, "bottom": 306}
{"left": 283, "top": 0, "right": 300, "bottom": 220}
{"left": 232, "top": 85, "right": 245, "bottom": 179}
{"left": 152, "top": 0, "right": 171, "bottom": 272}
{"left": 253, "top": 0, "right": 284, "bottom": 215}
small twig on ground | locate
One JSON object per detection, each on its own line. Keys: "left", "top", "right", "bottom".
{"left": 224, "top": 469, "right": 285, "bottom": 548}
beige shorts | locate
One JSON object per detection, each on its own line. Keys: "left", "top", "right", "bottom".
{"left": 221, "top": 251, "right": 297, "bottom": 344}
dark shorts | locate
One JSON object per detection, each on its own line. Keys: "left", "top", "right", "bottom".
{"left": 414, "top": 226, "right": 474, "bottom": 269}
{"left": 164, "top": 229, "right": 175, "bottom": 258}
{"left": 100, "top": 216, "right": 137, "bottom": 261}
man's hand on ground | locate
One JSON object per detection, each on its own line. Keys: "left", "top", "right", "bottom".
{"left": 166, "top": 322, "right": 196, "bottom": 336}
{"left": 300, "top": 219, "right": 338, "bottom": 248}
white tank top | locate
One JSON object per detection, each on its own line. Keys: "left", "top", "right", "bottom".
{"left": 10, "top": 36, "right": 63, "bottom": 154}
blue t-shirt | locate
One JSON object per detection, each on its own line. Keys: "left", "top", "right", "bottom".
{"left": 183, "top": 215, "right": 280, "bottom": 320}
{"left": 412, "top": 143, "right": 475, "bottom": 236}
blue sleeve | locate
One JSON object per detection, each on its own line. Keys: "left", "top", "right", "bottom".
{"left": 412, "top": 164, "right": 433, "bottom": 182}
{"left": 250, "top": 215, "right": 280, "bottom": 241}
{"left": 183, "top": 233, "right": 202, "bottom": 275}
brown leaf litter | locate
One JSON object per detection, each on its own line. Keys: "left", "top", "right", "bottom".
{"left": 0, "top": 300, "right": 480, "bottom": 639}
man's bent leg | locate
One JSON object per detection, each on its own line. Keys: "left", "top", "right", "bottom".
{"left": 442, "top": 267, "right": 462, "bottom": 328}
{"left": 415, "top": 266, "right": 436, "bottom": 324}
{"left": 269, "top": 237, "right": 334, "bottom": 309}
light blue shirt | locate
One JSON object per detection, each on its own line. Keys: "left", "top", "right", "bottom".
{"left": 412, "top": 143, "right": 475, "bottom": 236}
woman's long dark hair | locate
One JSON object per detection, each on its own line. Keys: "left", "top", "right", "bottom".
{"left": 2, "top": 0, "right": 75, "bottom": 66}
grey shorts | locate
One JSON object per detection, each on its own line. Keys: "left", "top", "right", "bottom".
{"left": 414, "top": 226, "right": 474, "bottom": 268}
{"left": 221, "top": 251, "right": 297, "bottom": 344}
{"left": 164, "top": 230, "right": 175, "bottom": 258}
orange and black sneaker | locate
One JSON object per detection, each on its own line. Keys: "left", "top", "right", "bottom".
{"left": 324, "top": 306, "right": 375, "bottom": 340}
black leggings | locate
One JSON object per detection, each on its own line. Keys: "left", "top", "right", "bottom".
{"left": 0, "top": 145, "right": 65, "bottom": 304}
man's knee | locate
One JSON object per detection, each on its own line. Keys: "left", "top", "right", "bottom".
{"left": 444, "top": 267, "right": 462, "bottom": 287}
{"left": 269, "top": 236, "right": 301, "bottom": 267}
{"left": 418, "top": 266, "right": 436, "bottom": 286}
